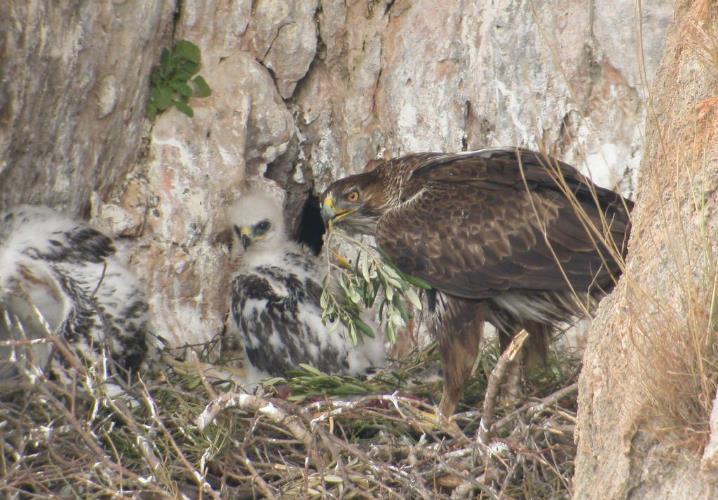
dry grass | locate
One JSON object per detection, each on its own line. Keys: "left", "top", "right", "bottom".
{"left": 0, "top": 333, "right": 579, "bottom": 499}
{"left": 528, "top": 0, "right": 718, "bottom": 461}
{"left": 616, "top": 1, "right": 718, "bottom": 454}
{"left": 624, "top": 144, "right": 718, "bottom": 453}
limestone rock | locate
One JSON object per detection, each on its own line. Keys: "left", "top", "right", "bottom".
{"left": 296, "top": 0, "right": 673, "bottom": 200}
{"left": 175, "top": 0, "right": 253, "bottom": 60}
{"left": 96, "top": 47, "right": 294, "bottom": 347}
{"left": 0, "top": 1, "right": 174, "bottom": 215}
{"left": 574, "top": 1, "right": 718, "bottom": 497}
{"left": 248, "top": 0, "right": 319, "bottom": 98}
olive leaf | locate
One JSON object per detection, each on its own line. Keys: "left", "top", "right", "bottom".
{"left": 320, "top": 230, "right": 430, "bottom": 344}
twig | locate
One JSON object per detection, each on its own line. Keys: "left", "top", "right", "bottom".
{"left": 189, "top": 350, "right": 219, "bottom": 399}
{"left": 492, "top": 382, "right": 578, "bottom": 431}
{"left": 316, "top": 428, "right": 431, "bottom": 500}
{"left": 163, "top": 354, "right": 247, "bottom": 388}
{"left": 239, "top": 447, "right": 277, "bottom": 499}
{"left": 526, "top": 382, "right": 578, "bottom": 419}
{"left": 32, "top": 376, "right": 162, "bottom": 493}
{"left": 196, "top": 391, "right": 312, "bottom": 448}
{"left": 0, "top": 338, "right": 53, "bottom": 347}
{"left": 477, "top": 330, "right": 529, "bottom": 446}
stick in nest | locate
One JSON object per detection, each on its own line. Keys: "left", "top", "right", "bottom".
{"left": 196, "top": 391, "right": 312, "bottom": 448}
{"left": 477, "top": 330, "right": 529, "bottom": 447}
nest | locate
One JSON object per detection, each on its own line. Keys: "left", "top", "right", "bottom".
{"left": 1, "top": 337, "right": 578, "bottom": 499}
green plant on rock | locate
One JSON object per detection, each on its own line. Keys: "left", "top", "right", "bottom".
{"left": 147, "top": 40, "right": 211, "bottom": 120}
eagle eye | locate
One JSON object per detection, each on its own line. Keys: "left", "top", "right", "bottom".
{"left": 346, "top": 190, "right": 360, "bottom": 203}
{"left": 255, "top": 220, "right": 271, "bottom": 234}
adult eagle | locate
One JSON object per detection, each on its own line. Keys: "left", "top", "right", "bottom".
{"left": 321, "top": 147, "right": 632, "bottom": 416}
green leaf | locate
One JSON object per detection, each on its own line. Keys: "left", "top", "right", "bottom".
{"left": 152, "top": 87, "right": 173, "bottom": 110}
{"left": 150, "top": 67, "right": 162, "bottom": 86}
{"left": 362, "top": 284, "right": 377, "bottom": 307}
{"left": 405, "top": 288, "right": 423, "bottom": 311}
{"left": 385, "top": 282, "right": 394, "bottom": 302}
{"left": 359, "top": 252, "right": 370, "bottom": 282}
{"left": 386, "top": 322, "right": 396, "bottom": 343}
{"left": 347, "top": 284, "right": 362, "bottom": 305}
{"left": 298, "top": 364, "right": 324, "bottom": 376}
{"left": 159, "top": 48, "right": 171, "bottom": 69}
{"left": 382, "top": 264, "right": 401, "bottom": 281}
{"left": 171, "top": 80, "right": 193, "bottom": 97}
{"left": 262, "top": 377, "right": 287, "bottom": 386}
{"left": 379, "top": 267, "right": 402, "bottom": 290}
{"left": 393, "top": 294, "right": 409, "bottom": 322}
{"left": 176, "top": 60, "right": 200, "bottom": 77}
{"left": 174, "top": 40, "right": 201, "bottom": 64}
{"left": 192, "top": 75, "right": 211, "bottom": 97}
{"left": 403, "top": 273, "right": 433, "bottom": 290}
{"left": 147, "top": 102, "right": 157, "bottom": 121}
{"left": 390, "top": 309, "right": 406, "bottom": 329}
{"left": 185, "top": 376, "right": 202, "bottom": 390}
{"left": 354, "top": 317, "right": 375, "bottom": 338}
{"left": 173, "top": 99, "right": 194, "bottom": 117}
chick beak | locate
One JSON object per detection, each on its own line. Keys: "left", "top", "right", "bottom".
{"left": 239, "top": 227, "right": 253, "bottom": 250}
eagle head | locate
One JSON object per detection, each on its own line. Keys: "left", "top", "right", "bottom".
{"left": 320, "top": 170, "right": 389, "bottom": 235}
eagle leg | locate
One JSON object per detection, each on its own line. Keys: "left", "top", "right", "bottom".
{"left": 437, "top": 300, "right": 486, "bottom": 417}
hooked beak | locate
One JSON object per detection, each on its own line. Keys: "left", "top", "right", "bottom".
{"left": 321, "top": 195, "right": 337, "bottom": 225}
{"left": 321, "top": 194, "right": 357, "bottom": 228}
{"left": 239, "top": 226, "right": 253, "bottom": 250}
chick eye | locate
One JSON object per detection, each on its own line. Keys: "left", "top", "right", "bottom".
{"left": 346, "top": 191, "right": 359, "bottom": 202}
{"left": 255, "top": 220, "right": 271, "bottom": 234}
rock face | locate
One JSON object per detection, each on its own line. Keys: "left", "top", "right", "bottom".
{"left": 574, "top": 1, "right": 718, "bottom": 497}
{"left": 299, "top": 0, "right": 673, "bottom": 195}
{"left": 1, "top": 1, "right": 675, "bottom": 369}
{"left": 0, "top": 1, "right": 174, "bottom": 215}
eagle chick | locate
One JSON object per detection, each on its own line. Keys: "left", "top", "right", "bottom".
{"left": 0, "top": 205, "right": 153, "bottom": 384}
{"left": 225, "top": 190, "right": 385, "bottom": 384}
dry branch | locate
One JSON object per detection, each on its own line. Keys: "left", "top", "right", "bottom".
{"left": 2, "top": 335, "right": 577, "bottom": 498}
{"left": 196, "top": 391, "right": 312, "bottom": 448}
{"left": 477, "top": 330, "right": 529, "bottom": 446}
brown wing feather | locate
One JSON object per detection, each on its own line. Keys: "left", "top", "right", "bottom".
{"left": 375, "top": 149, "right": 630, "bottom": 300}
{"left": 408, "top": 148, "right": 631, "bottom": 211}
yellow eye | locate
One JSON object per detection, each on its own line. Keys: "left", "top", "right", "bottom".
{"left": 346, "top": 191, "right": 359, "bottom": 202}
